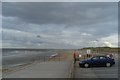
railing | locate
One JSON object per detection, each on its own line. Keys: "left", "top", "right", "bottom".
{"left": 69, "top": 58, "right": 75, "bottom": 78}
{"left": 31, "top": 56, "right": 66, "bottom": 63}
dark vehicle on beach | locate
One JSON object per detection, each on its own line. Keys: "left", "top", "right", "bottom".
{"left": 79, "top": 56, "right": 115, "bottom": 68}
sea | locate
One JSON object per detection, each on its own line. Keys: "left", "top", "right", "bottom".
{"left": 2, "top": 49, "right": 59, "bottom": 69}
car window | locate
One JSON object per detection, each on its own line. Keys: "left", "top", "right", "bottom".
{"left": 92, "top": 57, "right": 99, "bottom": 60}
{"left": 100, "top": 56, "right": 106, "bottom": 59}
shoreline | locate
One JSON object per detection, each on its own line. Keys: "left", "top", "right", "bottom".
{"left": 2, "top": 50, "right": 75, "bottom": 78}
{"left": 2, "top": 51, "right": 72, "bottom": 75}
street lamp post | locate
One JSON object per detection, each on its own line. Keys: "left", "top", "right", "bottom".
{"left": 91, "top": 40, "right": 97, "bottom": 54}
{"left": 92, "top": 40, "right": 100, "bottom": 54}
{"left": 96, "top": 40, "right": 100, "bottom": 54}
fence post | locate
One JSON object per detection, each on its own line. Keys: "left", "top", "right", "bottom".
{"left": 59, "top": 56, "right": 60, "bottom": 61}
{"left": 44, "top": 56, "right": 45, "bottom": 62}
{"left": 39, "top": 56, "right": 40, "bottom": 63}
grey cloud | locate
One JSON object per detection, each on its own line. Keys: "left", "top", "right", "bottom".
{"left": 2, "top": 15, "right": 117, "bottom": 39}
{"left": 2, "top": 2, "right": 117, "bottom": 26}
{"left": 2, "top": 2, "right": 118, "bottom": 37}
{"left": 0, "top": 2, "right": 1, "bottom": 15}
{"left": 2, "top": 29, "right": 46, "bottom": 45}
{"left": 2, "top": 2, "right": 118, "bottom": 48}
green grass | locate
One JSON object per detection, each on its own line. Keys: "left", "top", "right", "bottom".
{"left": 79, "top": 47, "right": 119, "bottom": 53}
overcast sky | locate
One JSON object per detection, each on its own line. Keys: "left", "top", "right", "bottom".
{"left": 2, "top": 2, "right": 118, "bottom": 49}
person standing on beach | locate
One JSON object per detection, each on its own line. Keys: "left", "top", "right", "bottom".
{"left": 74, "top": 51, "right": 76, "bottom": 63}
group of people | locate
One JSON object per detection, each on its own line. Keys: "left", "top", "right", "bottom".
{"left": 106, "top": 53, "right": 114, "bottom": 59}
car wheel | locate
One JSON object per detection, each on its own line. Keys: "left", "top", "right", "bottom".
{"left": 106, "top": 63, "right": 111, "bottom": 67}
{"left": 84, "top": 63, "right": 89, "bottom": 68}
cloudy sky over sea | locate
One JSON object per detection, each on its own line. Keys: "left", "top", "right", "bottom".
{"left": 2, "top": 2, "right": 118, "bottom": 49}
